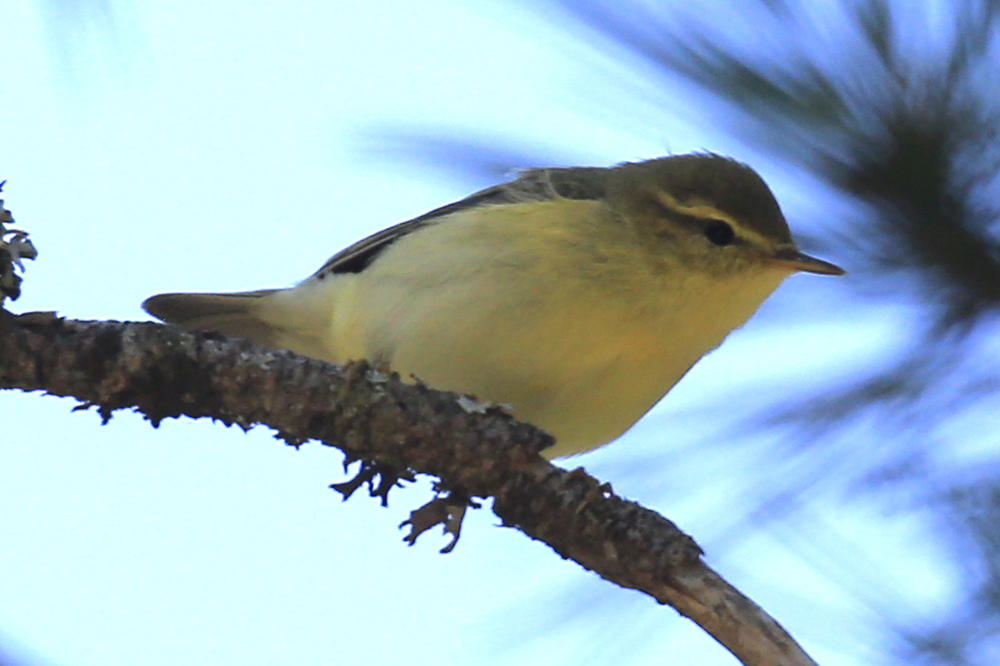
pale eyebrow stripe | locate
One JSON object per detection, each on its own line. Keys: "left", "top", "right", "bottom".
{"left": 652, "top": 190, "right": 774, "bottom": 247}
{"left": 653, "top": 191, "right": 735, "bottom": 222}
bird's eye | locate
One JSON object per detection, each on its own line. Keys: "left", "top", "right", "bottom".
{"left": 704, "top": 220, "right": 735, "bottom": 246}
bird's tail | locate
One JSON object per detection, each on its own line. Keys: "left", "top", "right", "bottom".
{"left": 143, "top": 286, "right": 338, "bottom": 365}
{"left": 143, "top": 289, "right": 286, "bottom": 345}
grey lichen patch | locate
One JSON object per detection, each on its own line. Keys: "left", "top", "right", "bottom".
{"left": 456, "top": 394, "right": 490, "bottom": 414}
{"left": 0, "top": 182, "right": 37, "bottom": 305}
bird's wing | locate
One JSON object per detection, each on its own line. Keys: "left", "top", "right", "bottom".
{"left": 307, "top": 166, "right": 605, "bottom": 278}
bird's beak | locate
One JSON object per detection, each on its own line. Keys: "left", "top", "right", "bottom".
{"left": 770, "top": 247, "right": 845, "bottom": 275}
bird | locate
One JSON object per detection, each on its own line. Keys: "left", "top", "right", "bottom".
{"left": 144, "top": 153, "right": 844, "bottom": 458}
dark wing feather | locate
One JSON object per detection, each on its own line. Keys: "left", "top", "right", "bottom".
{"left": 309, "top": 183, "right": 511, "bottom": 277}
{"left": 308, "top": 166, "right": 607, "bottom": 279}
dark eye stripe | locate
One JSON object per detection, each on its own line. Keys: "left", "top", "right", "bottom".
{"left": 704, "top": 220, "right": 735, "bottom": 246}
{"left": 651, "top": 198, "right": 739, "bottom": 246}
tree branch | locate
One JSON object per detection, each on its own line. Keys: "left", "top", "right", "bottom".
{"left": 0, "top": 310, "right": 819, "bottom": 666}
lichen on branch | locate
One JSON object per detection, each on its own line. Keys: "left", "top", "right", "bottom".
{"left": 0, "top": 312, "right": 819, "bottom": 666}
{"left": 0, "top": 182, "right": 37, "bottom": 305}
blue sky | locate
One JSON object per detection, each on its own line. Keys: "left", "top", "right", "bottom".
{"left": 0, "top": 1, "right": 955, "bottom": 665}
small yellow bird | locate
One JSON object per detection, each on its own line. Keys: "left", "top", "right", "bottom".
{"left": 144, "top": 154, "right": 843, "bottom": 458}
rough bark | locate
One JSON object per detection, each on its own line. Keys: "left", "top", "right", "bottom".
{"left": 0, "top": 310, "right": 819, "bottom": 666}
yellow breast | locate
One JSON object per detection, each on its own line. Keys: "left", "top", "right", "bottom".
{"left": 279, "top": 199, "right": 788, "bottom": 457}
